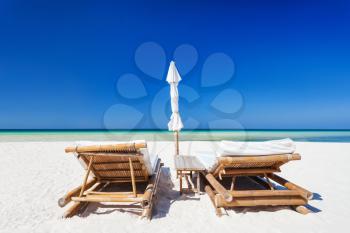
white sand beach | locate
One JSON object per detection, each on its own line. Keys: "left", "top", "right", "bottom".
{"left": 1, "top": 141, "right": 349, "bottom": 233}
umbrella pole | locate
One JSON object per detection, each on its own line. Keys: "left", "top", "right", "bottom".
{"left": 174, "top": 130, "right": 179, "bottom": 155}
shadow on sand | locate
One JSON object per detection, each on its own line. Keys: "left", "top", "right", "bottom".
{"left": 77, "top": 166, "right": 180, "bottom": 219}
{"left": 76, "top": 169, "right": 322, "bottom": 218}
{"left": 216, "top": 176, "right": 322, "bottom": 215}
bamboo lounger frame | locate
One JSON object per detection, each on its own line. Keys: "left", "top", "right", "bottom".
{"left": 202, "top": 153, "right": 313, "bottom": 216}
{"left": 59, "top": 142, "right": 163, "bottom": 219}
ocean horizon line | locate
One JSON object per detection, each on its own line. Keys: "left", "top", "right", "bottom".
{"left": 1, "top": 129, "right": 350, "bottom": 132}
{"left": 1, "top": 129, "right": 350, "bottom": 142}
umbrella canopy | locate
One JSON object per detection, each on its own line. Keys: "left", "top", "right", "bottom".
{"left": 166, "top": 61, "right": 184, "bottom": 132}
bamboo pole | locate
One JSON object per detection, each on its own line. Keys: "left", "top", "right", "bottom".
{"left": 86, "top": 191, "right": 134, "bottom": 196}
{"left": 142, "top": 208, "right": 152, "bottom": 220}
{"left": 142, "top": 184, "right": 153, "bottom": 207}
{"left": 212, "top": 164, "right": 224, "bottom": 178}
{"left": 293, "top": 205, "right": 311, "bottom": 215}
{"left": 217, "top": 153, "right": 301, "bottom": 164}
{"left": 205, "top": 173, "right": 233, "bottom": 202}
{"left": 229, "top": 190, "right": 303, "bottom": 197}
{"left": 129, "top": 158, "right": 137, "bottom": 197}
{"left": 179, "top": 171, "right": 183, "bottom": 195}
{"left": 79, "top": 156, "right": 93, "bottom": 197}
{"left": 205, "top": 185, "right": 223, "bottom": 216}
{"left": 86, "top": 193, "right": 143, "bottom": 198}
{"left": 63, "top": 202, "right": 88, "bottom": 218}
{"left": 221, "top": 168, "right": 279, "bottom": 176}
{"left": 197, "top": 172, "right": 201, "bottom": 194}
{"left": 65, "top": 142, "right": 147, "bottom": 153}
{"left": 79, "top": 152, "right": 143, "bottom": 158}
{"left": 142, "top": 159, "right": 162, "bottom": 207}
{"left": 267, "top": 173, "right": 313, "bottom": 200}
{"left": 63, "top": 182, "right": 106, "bottom": 218}
{"left": 174, "top": 130, "right": 179, "bottom": 155}
{"left": 230, "top": 176, "right": 236, "bottom": 191}
{"left": 99, "top": 178, "right": 147, "bottom": 183}
{"left": 58, "top": 178, "right": 97, "bottom": 207}
{"left": 215, "top": 195, "right": 307, "bottom": 208}
{"left": 264, "top": 173, "right": 275, "bottom": 190}
{"left": 72, "top": 195, "right": 143, "bottom": 203}
{"left": 141, "top": 159, "right": 162, "bottom": 219}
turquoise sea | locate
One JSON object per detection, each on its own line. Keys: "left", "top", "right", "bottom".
{"left": 0, "top": 130, "right": 350, "bottom": 142}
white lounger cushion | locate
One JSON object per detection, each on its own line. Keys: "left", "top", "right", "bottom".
{"left": 195, "top": 138, "right": 296, "bottom": 171}
{"left": 139, "top": 147, "right": 159, "bottom": 175}
{"left": 217, "top": 138, "right": 296, "bottom": 156}
{"left": 74, "top": 140, "right": 158, "bottom": 175}
{"left": 194, "top": 151, "right": 219, "bottom": 172}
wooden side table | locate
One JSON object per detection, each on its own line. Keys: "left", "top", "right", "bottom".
{"left": 174, "top": 155, "right": 206, "bottom": 195}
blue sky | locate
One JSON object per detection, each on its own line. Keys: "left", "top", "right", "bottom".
{"left": 0, "top": 0, "right": 349, "bottom": 130}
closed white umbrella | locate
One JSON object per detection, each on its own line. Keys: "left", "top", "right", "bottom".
{"left": 166, "top": 61, "right": 183, "bottom": 155}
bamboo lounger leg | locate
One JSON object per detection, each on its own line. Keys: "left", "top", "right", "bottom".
{"left": 267, "top": 173, "right": 313, "bottom": 200}
{"left": 204, "top": 174, "right": 311, "bottom": 215}
{"left": 63, "top": 201, "right": 88, "bottom": 218}
{"left": 58, "top": 178, "right": 97, "bottom": 207}
{"left": 293, "top": 205, "right": 311, "bottom": 215}
{"left": 141, "top": 159, "right": 162, "bottom": 219}
{"left": 63, "top": 182, "right": 106, "bottom": 218}
{"left": 266, "top": 174, "right": 312, "bottom": 215}
{"left": 205, "top": 173, "right": 233, "bottom": 202}
{"left": 63, "top": 156, "right": 93, "bottom": 218}
{"left": 205, "top": 185, "right": 223, "bottom": 217}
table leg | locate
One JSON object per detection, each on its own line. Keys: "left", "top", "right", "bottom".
{"left": 179, "top": 171, "right": 183, "bottom": 195}
{"left": 197, "top": 171, "right": 201, "bottom": 195}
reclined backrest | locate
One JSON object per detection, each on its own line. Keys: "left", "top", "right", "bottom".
{"left": 65, "top": 141, "right": 152, "bottom": 182}
{"left": 212, "top": 153, "right": 301, "bottom": 176}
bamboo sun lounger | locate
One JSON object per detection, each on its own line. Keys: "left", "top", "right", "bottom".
{"left": 58, "top": 141, "right": 162, "bottom": 219}
{"left": 198, "top": 144, "right": 313, "bottom": 216}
